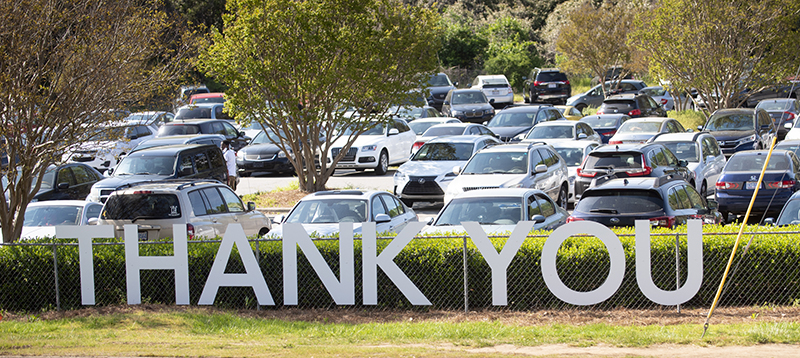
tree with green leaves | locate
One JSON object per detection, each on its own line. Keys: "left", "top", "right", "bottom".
{"left": 0, "top": 0, "right": 193, "bottom": 243}
{"left": 555, "top": 0, "right": 644, "bottom": 99}
{"left": 201, "top": 0, "right": 441, "bottom": 193}
{"left": 632, "top": 0, "right": 800, "bottom": 115}
{"left": 481, "top": 15, "right": 541, "bottom": 90}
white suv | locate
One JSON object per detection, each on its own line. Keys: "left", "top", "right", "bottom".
{"left": 64, "top": 120, "right": 158, "bottom": 174}
{"left": 444, "top": 142, "right": 570, "bottom": 210}
{"left": 97, "top": 180, "right": 270, "bottom": 240}
{"left": 471, "top": 75, "right": 514, "bottom": 108}
{"left": 327, "top": 118, "right": 416, "bottom": 175}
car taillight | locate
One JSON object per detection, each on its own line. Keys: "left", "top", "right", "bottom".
{"left": 660, "top": 99, "right": 668, "bottom": 105}
{"left": 412, "top": 141, "right": 424, "bottom": 152}
{"left": 566, "top": 216, "right": 583, "bottom": 223}
{"left": 716, "top": 181, "right": 742, "bottom": 190}
{"left": 649, "top": 216, "right": 675, "bottom": 228}
{"left": 576, "top": 167, "right": 597, "bottom": 178}
{"left": 767, "top": 180, "right": 796, "bottom": 189}
{"left": 596, "top": 110, "right": 605, "bottom": 115}
{"left": 628, "top": 109, "right": 642, "bottom": 116}
{"left": 186, "top": 223, "right": 195, "bottom": 240}
{"left": 783, "top": 112, "right": 796, "bottom": 121}
{"left": 599, "top": 130, "right": 616, "bottom": 137}
{"left": 625, "top": 165, "right": 652, "bottom": 176}
{"left": 608, "top": 140, "right": 622, "bottom": 144}
{"left": 563, "top": 80, "right": 570, "bottom": 85}
{"left": 533, "top": 81, "right": 542, "bottom": 86}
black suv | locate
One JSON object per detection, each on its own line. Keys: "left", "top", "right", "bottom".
{"left": 157, "top": 119, "right": 250, "bottom": 151}
{"left": 523, "top": 68, "right": 571, "bottom": 105}
{"left": 574, "top": 143, "right": 692, "bottom": 201}
{"left": 700, "top": 108, "right": 776, "bottom": 157}
{"left": 569, "top": 175, "right": 722, "bottom": 228}
{"left": 596, "top": 93, "right": 667, "bottom": 118}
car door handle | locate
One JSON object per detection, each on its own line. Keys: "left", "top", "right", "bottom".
{"left": 212, "top": 218, "right": 218, "bottom": 223}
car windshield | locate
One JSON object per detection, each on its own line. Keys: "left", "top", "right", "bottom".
{"left": 756, "top": 100, "right": 796, "bottom": 111}
{"left": 451, "top": 91, "right": 488, "bottom": 105}
{"left": 488, "top": 112, "right": 536, "bottom": 127}
{"left": 575, "top": 189, "right": 664, "bottom": 214}
{"left": 250, "top": 130, "right": 283, "bottom": 145}
{"left": 435, "top": 197, "right": 522, "bottom": 226}
{"left": 584, "top": 152, "right": 643, "bottom": 170}
{"left": 617, "top": 121, "right": 661, "bottom": 134}
{"left": 24, "top": 205, "right": 82, "bottom": 226}
{"left": 390, "top": 106, "right": 426, "bottom": 119}
{"left": 340, "top": 123, "right": 385, "bottom": 136}
{"left": 125, "top": 113, "right": 161, "bottom": 123}
{"left": 777, "top": 199, "right": 800, "bottom": 226}
{"left": 88, "top": 126, "right": 127, "bottom": 141}
{"left": 427, "top": 74, "right": 452, "bottom": 87}
{"left": 423, "top": 126, "right": 465, "bottom": 137}
{"left": 409, "top": 121, "right": 442, "bottom": 135}
{"left": 776, "top": 142, "right": 800, "bottom": 156}
{"left": 554, "top": 148, "right": 584, "bottom": 166}
{"left": 413, "top": 143, "right": 474, "bottom": 161}
{"left": 175, "top": 107, "right": 213, "bottom": 120}
{"left": 640, "top": 88, "right": 667, "bottom": 97}
{"left": 285, "top": 199, "right": 368, "bottom": 223}
{"left": 580, "top": 116, "right": 621, "bottom": 128}
{"left": 526, "top": 125, "right": 573, "bottom": 139}
{"left": 101, "top": 194, "right": 182, "bottom": 221}
{"left": 114, "top": 156, "right": 176, "bottom": 176}
{"left": 661, "top": 142, "right": 699, "bottom": 162}
{"left": 158, "top": 124, "right": 201, "bottom": 136}
{"left": 725, "top": 154, "right": 789, "bottom": 171}
{"left": 705, "top": 114, "right": 754, "bottom": 131}
{"left": 191, "top": 96, "right": 225, "bottom": 104}
{"left": 462, "top": 151, "right": 528, "bottom": 174}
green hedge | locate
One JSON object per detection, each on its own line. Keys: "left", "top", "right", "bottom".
{"left": 1, "top": 224, "right": 799, "bottom": 312}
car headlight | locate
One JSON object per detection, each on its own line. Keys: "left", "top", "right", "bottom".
{"left": 485, "top": 108, "right": 495, "bottom": 115}
{"left": 236, "top": 151, "right": 244, "bottom": 159}
{"left": 506, "top": 183, "right": 524, "bottom": 188}
{"left": 451, "top": 110, "right": 463, "bottom": 116}
{"left": 362, "top": 145, "right": 377, "bottom": 152}
{"left": 277, "top": 151, "right": 287, "bottom": 158}
{"left": 738, "top": 134, "right": 757, "bottom": 144}
{"left": 393, "top": 170, "right": 407, "bottom": 181}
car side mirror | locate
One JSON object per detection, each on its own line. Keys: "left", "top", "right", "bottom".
{"left": 272, "top": 214, "right": 285, "bottom": 224}
{"left": 697, "top": 125, "right": 703, "bottom": 131}
{"left": 785, "top": 123, "right": 793, "bottom": 129}
{"left": 388, "top": 128, "right": 399, "bottom": 136}
{"left": 577, "top": 133, "right": 587, "bottom": 139}
{"left": 534, "top": 164, "right": 547, "bottom": 174}
{"left": 686, "top": 128, "right": 694, "bottom": 132}
{"left": 489, "top": 98, "right": 495, "bottom": 104}
{"left": 247, "top": 201, "right": 256, "bottom": 212}
{"left": 530, "top": 214, "right": 545, "bottom": 224}
{"left": 88, "top": 217, "right": 99, "bottom": 225}
{"left": 179, "top": 167, "right": 193, "bottom": 176}
{"left": 453, "top": 81, "right": 459, "bottom": 87}
{"left": 678, "top": 159, "right": 688, "bottom": 167}
{"left": 452, "top": 166, "right": 461, "bottom": 175}
{"left": 106, "top": 167, "right": 114, "bottom": 175}
{"left": 57, "top": 182, "right": 70, "bottom": 190}
{"left": 238, "top": 131, "right": 246, "bottom": 137}
{"left": 374, "top": 213, "right": 391, "bottom": 223}
{"left": 763, "top": 217, "right": 775, "bottom": 226}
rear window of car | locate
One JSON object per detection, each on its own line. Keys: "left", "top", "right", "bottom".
{"left": 599, "top": 100, "right": 635, "bottom": 114}
{"left": 725, "top": 154, "right": 790, "bottom": 171}
{"left": 480, "top": 78, "right": 510, "bottom": 88}
{"left": 584, "top": 152, "right": 643, "bottom": 170}
{"left": 423, "top": 126, "right": 465, "bottom": 136}
{"left": 617, "top": 121, "right": 661, "bottom": 134}
{"left": 536, "top": 72, "right": 568, "bottom": 82}
{"left": 158, "top": 124, "right": 202, "bottom": 136}
{"left": 101, "top": 194, "right": 182, "bottom": 220}
{"left": 175, "top": 107, "right": 212, "bottom": 120}
{"left": 575, "top": 189, "right": 663, "bottom": 214}
{"left": 580, "top": 116, "right": 621, "bottom": 128}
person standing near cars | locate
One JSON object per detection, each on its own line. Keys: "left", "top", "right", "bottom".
{"left": 221, "top": 140, "right": 237, "bottom": 190}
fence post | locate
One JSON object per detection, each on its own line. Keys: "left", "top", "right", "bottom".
{"left": 52, "top": 243, "right": 61, "bottom": 311}
{"left": 463, "top": 234, "right": 468, "bottom": 313}
{"left": 675, "top": 233, "right": 681, "bottom": 313}
{"left": 254, "top": 238, "right": 261, "bottom": 312}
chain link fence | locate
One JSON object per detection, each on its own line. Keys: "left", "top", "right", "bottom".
{"left": 1, "top": 230, "right": 798, "bottom": 313}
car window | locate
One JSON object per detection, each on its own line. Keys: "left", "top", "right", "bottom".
{"left": 207, "top": 148, "right": 225, "bottom": 168}
{"left": 179, "top": 155, "right": 195, "bottom": 175}
{"left": 202, "top": 187, "right": 227, "bottom": 214}
{"left": 662, "top": 147, "right": 680, "bottom": 166}
{"left": 395, "top": 120, "right": 411, "bottom": 133}
{"left": 222, "top": 122, "right": 238, "bottom": 137}
{"left": 85, "top": 204, "right": 103, "bottom": 220}
{"left": 570, "top": 108, "right": 582, "bottom": 117}
{"left": 219, "top": 187, "right": 244, "bottom": 212}
{"left": 194, "top": 152, "right": 210, "bottom": 172}
{"left": 674, "top": 186, "right": 692, "bottom": 209}
{"left": 371, "top": 196, "right": 387, "bottom": 219}
{"left": 71, "top": 165, "right": 94, "bottom": 184}
{"left": 539, "top": 148, "right": 557, "bottom": 167}
{"left": 647, "top": 96, "right": 659, "bottom": 109}
{"left": 527, "top": 196, "right": 541, "bottom": 218}
{"left": 548, "top": 109, "right": 562, "bottom": 121}
{"left": 101, "top": 193, "right": 182, "bottom": 220}
{"left": 58, "top": 167, "right": 77, "bottom": 186}
{"left": 536, "top": 194, "right": 556, "bottom": 217}
{"left": 667, "top": 187, "right": 682, "bottom": 210}
{"left": 468, "top": 126, "right": 480, "bottom": 135}
{"left": 684, "top": 185, "right": 706, "bottom": 209}
{"left": 529, "top": 149, "right": 545, "bottom": 168}
{"left": 535, "top": 110, "right": 549, "bottom": 124}
{"left": 188, "top": 190, "right": 209, "bottom": 216}
{"left": 647, "top": 149, "right": 660, "bottom": 169}
{"left": 792, "top": 153, "right": 800, "bottom": 173}
{"left": 380, "top": 194, "right": 404, "bottom": 218}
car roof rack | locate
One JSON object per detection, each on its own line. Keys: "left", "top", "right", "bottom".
{"left": 114, "top": 179, "right": 223, "bottom": 191}
{"left": 314, "top": 190, "right": 365, "bottom": 196}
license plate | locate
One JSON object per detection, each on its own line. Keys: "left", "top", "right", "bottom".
{"left": 746, "top": 181, "right": 759, "bottom": 190}
{"left": 138, "top": 231, "right": 147, "bottom": 240}
{"left": 548, "top": 83, "right": 557, "bottom": 88}
{"left": 253, "top": 162, "right": 264, "bottom": 168}
{"left": 492, "top": 90, "right": 499, "bottom": 95}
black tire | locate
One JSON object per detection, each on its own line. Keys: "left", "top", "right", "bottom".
{"left": 239, "top": 171, "right": 251, "bottom": 177}
{"left": 557, "top": 184, "right": 568, "bottom": 211}
{"left": 701, "top": 181, "right": 707, "bottom": 198}
{"left": 575, "top": 103, "right": 587, "bottom": 113}
{"left": 374, "top": 150, "right": 389, "bottom": 175}
{"left": 258, "top": 227, "right": 270, "bottom": 237}
{"left": 721, "top": 210, "right": 730, "bottom": 224}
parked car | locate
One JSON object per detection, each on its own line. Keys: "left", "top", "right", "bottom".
{"left": 638, "top": 86, "right": 693, "bottom": 111}
{"left": 387, "top": 105, "right": 442, "bottom": 122}
{"left": 471, "top": 74, "right": 514, "bottom": 109}
{"left": 268, "top": 190, "right": 418, "bottom": 238}
{"left": 156, "top": 119, "right": 250, "bottom": 151}
{"left": 394, "top": 135, "right": 501, "bottom": 206}
{"left": 425, "top": 72, "right": 457, "bottom": 111}
{"left": 715, "top": 150, "right": 800, "bottom": 222}
{"left": 411, "top": 123, "right": 495, "bottom": 153}
{"left": 485, "top": 105, "right": 564, "bottom": 142}
{"left": 590, "top": 66, "right": 634, "bottom": 86}
{"left": 574, "top": 143, "right": 693, "bottom": 201}
{"left": 650, "top": 131, "right": 726, "bottom": 197}
{"left": 174, "top": 103, "right": 233, "bottom": 121}
{"left": 12, "top": 201, "right": 104, "bottom": 241}
{"left": 65, "top": 120, "right": 158, "bottom": 173}
{"left": 175, "top": 84, "right": 209, "bottom": 108}
{"left": 596, "top": 93, "right": 667, "bottom": 118}
{"left": 554, "top": 105, "right": 583, "bottom": 120}
{"left": 775, "top": 139, "right": 800, "bottom": 155}
{"left": 700, "top": 108, "right": 776, "bottom": 157}
{"left": 550, "top": 141, "right": 601, "bottom": 204}
{"left": 408, "top": 117, "right": 461, "bottom": 136}
{"left": 444, "top": 142, "right": 570, "bottom": 210}
{"left": 569, "top": 176, "right": 722, "bottom": 228}
{"left": 124, "top": 111, "right": 175, "bottom": 127}
{"left": 98, "top": 180, "right": 270, "bottom": 240}
{"left": 88, "top": 144, "right": 227, "bottom": 203}
{"left": 236, "top": 129, "right": 296, "bottom": 177}
{"left": 26, "top": 163, "right": 104, "bottom": 202}
{"left": 607, "top": 117, "right": 685, "bottom": 145}
{"left": 741, "top": 81, "right": 800, "bottom": 108}
{"left": 189, "top": 92, "right": 225, "bottom": 105}
{"left": 566, "top": 80, "right": 648, "bottom": 112}
{"left": 131, "top": 134, "right": 226, "bottom": 153}
{"left": 755, "top": 98, "right": 799, "bottom": 140}
{"left": 441, "top": 89, "right": 496, "bottom": 124}
{"left": 521, "top": 120, "right": 602, "bottom": 145}
{"left": 523, "top": 68, "right": 571, "bottom": 105}
{"left": 765, "top": 191, "right": 800, "bottom": 226}
{"left": 579, "top": 114, "right": 632, "bottom": 144}
{"left": 327, "top": 118, "right": 415, "bottom": 175}
{"left": 423, "top": 188, "right": 568, "bottom": 235}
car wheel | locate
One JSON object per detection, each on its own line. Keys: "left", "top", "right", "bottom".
{"left": 557, "top": 184, "right": 568, "bottom": 211}
{"left": 700, "top": 181, "right": 707, "bottom": 198}
{"left": 258, "top": 227, "right": 270, "bottom": 236}
{"left": 374, "top": 150, "right": 389, "bottom": 175}
{"left": 575, "top": 103, "right": 587, "bottom": 113}
{"left": 401, "top": 198, "right": 414, "bottom": 207}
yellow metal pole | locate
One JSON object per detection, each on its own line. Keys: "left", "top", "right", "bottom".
{"left": 702, "top": 135, "right": 778, "bottom": 337}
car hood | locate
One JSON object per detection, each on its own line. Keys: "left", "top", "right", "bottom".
{"left": 707, "top": 130, "right": 756, "bottom": 141}
{"left": 398, "top": 160, "right": 465, "bottom": 176}
{"left": 242, "top": 143, "right": 281, "bottom": 155}
{"left": 451, "top": 173, "right": 526, "bottom": 188}
{"left": 267, "top": 223, "right": 367, "bottom": 238}
{"left": 95, "top": 174, "right": 171, "bottom": 188}
{"left": 20, "top": 226, "right": 57, "bottom": 241}
{"left": 488, "top": 126, "right": 531, "bottom": 139}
